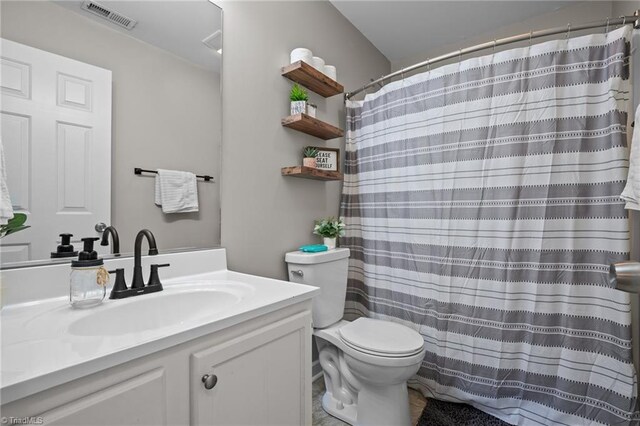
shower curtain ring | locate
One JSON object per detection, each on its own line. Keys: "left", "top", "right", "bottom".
{"left": 605, "top": 17, "right": 610, "bottom": 33}
{"left": 566, "top": 23, "right": 571, "bottom": 38}
{"left": 529, "top": 31, "right": 533, "bottom": 45}
{"left": 493, "top": 39, "right": 497, "bottom": 52}
{"left": 427, "top": 59, "right": 431, "bottom": 72}
{"left": 621, "top": 16, "right": 627, "bottom": 28}
{"left": 458, "top": 49, "right": 462, "bottom": 63}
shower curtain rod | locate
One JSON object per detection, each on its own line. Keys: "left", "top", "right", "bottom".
{"left": 345, "top": 11, "right": 640, "bottom": 100}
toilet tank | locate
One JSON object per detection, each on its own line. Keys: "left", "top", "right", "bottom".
{"left": 285, "top": 248, "right": 350, "bottom": 328}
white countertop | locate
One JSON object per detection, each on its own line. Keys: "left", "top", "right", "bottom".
{"left": 0, "top": 249, "right": 319, "bottom": 404}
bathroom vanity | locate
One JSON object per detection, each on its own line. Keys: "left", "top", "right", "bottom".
{"left": 0, "top": 249, "right": 318, "bottom": 425}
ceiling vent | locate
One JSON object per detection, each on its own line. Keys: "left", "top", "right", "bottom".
{"left": 202, "top": 30, "right": 222, "bottom": 52}
{"left": 81, "top": 1, "right": 138, "bottom": 30}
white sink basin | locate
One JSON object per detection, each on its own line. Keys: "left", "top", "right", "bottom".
{"left": 69, "top": 284, "right": 248, "bottom": 336}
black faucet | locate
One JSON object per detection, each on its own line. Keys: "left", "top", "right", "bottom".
{"left": 109, "top": 229, "right": 168, "bottom": 300}
{"left": 131, "top": 229, "right": 159, "bottom": 289}
{"left": 100, "top": 226, "right": 120, "bottom": 256}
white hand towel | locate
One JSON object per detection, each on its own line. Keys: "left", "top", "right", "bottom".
{"left": 0, "top": 140, "right": 14, "bottom": 225}
{"left": 154, "top": 169, "right": 199, "bottom": 214}
{"left": 621, "top": 105, "right": 640, "bottom": 210}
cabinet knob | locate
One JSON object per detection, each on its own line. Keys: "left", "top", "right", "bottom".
{"left": 202, "top": 374, "right": 218, "bottom": 390}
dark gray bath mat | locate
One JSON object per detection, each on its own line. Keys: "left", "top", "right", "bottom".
{"left": 418, "top": 398, "right": 510, "bottom": 426}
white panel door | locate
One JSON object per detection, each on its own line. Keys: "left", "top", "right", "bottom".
{"left": 0, "top": 38, "right": 112, "bottom": 264}
{"left": 190, "top": 312, "right": 312, "bottom": 426}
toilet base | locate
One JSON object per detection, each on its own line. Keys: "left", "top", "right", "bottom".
{"left": 321, "top": 383, "right": 411, "bottom": 426}
{"left": 322, "top": 391, "right": 358, "bottom": 425}
{"left": 355, "top": 383, "right": 411, "bottom": 426}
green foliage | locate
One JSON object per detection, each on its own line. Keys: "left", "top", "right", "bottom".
{"left": 290, "top": 83, "right": 309, "bottom": 102}
{"left": 313, "top": 217, "right": 346, "bottom": 239}
{"left": 303, "top": 146, "right": 319, "bottom": 158}
{"left": 0, "top": 213, "right": 30, "bottom": 239}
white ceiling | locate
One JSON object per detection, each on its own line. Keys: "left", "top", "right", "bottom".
{"left": 330, "top": 1, "right": 576, "bottom": 61}
{"left": 53, "top": 0, "right": 222, "bottom": 72}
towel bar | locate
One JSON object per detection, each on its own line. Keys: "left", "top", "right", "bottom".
{"left": 134, "top": 168, "right": 214, "bottom": 182}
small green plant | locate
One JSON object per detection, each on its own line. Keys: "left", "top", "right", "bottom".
{"left": 290, "top": 83, "right": 309, "bottom": 102}
{"left": 0, "top": 213, "right": 30, "bottom": 239}
{"left": 303, "top": 146, "right": 319, "bottom": 158}
{"left": 313, "top": 217, "right": 346, "bottom": 238}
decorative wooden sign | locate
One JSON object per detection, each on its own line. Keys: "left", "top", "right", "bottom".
{"left": 312, "top": 147, "right": 340, "bottom": 172}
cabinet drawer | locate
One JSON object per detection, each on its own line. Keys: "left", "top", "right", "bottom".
{"left": 35, "top": 369, "right": 167, "bottom": 426}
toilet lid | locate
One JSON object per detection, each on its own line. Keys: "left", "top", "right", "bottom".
{"left": 338, "top": 318, "right": 424, "bottom": 357}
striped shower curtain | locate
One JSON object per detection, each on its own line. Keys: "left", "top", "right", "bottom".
{"left": 341, "top": 26, "right": 636, "bottom": 425}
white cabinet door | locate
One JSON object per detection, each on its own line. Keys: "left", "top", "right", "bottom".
{"left": 38, "top": 368, "right": 167, "bottom": 425}
{"left": 0, "top": 38, "right": 112, "bottom": 263}
{"left": 190, "top": 312, "right": 312, "bottom": 426}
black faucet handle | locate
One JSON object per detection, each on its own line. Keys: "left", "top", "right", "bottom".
{"left": 108, "top": 268, "right": 128, "bottom": 299}
{"left": 148, "top": 263, "right": 170, "bottom": 288}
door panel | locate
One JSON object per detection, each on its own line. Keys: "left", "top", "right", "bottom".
{"left": 0, "top": 57, "right": 30, "bottom": 98}
{"left": 0, "top": 38, "right": 111, "bottom": 264}
{"left": 1, "top": 112, "right": 30, "bottom": 211}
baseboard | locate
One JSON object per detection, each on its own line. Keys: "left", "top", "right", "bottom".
{"left": 312, "top": 359, "right": 323, "bottom": 382}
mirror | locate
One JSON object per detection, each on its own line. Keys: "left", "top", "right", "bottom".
{"left": 0, "top": 0, "right": 222, "bottom": 268}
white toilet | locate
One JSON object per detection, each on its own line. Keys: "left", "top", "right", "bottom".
{"left": 286, "top": 248, "right": 425, "bottom": 426}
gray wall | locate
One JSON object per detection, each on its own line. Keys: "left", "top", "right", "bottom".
{"left": 391, "top": 1, "right": 623, "bottom": 72}
{"left": 1, "top": 1, "right": 221, "bottom": 253}
{"left": 219, "top": 1, "right": 390, "bottom": 280}
{"left": 612, "top": 1, "right": 639, "bottom": 20}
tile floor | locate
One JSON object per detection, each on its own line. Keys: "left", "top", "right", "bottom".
{"left": 312, "top": 378, "right": 427, "bottom": 426}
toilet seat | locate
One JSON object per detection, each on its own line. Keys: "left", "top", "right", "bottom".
{"left": 338, "top": 318, "right": 424, "bottom": 358}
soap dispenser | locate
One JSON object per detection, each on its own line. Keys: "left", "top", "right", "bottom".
{"left": 51, "top": 233, "right": 78, "bottom": 258}
{"left": 70, "top": 237, "right": 109, "bottom": 308}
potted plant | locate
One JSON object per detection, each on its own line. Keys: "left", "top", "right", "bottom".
{"left": 313, "top": 217, "right": 345, "bottom": 250}
{"left": 290, "top": 83, "right": 309, "bottom": 115}
{"left": 0, "top": 213, "right": 30, "bottom": 239}
{"left": 303, "top": 146, "right": 318, "bottom": 168}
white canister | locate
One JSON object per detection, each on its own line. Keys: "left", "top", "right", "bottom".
{"left": 311, "top": 56, "right": 325, "bottom": 72}
{"left": 323, "top": 65, "right": 337, "bottom": 81}
{"left": 290, "top": 48, "right": 312, "bottom": 65}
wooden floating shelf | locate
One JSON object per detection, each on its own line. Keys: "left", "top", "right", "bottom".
{"left": 281, "top": 61, "right": 344, "bottom": 98}
{"left": 282, "top": 113, "right": 344, "bottom": 140}
{"left": 281, "top": 166, "right": 343, "bottom": 181}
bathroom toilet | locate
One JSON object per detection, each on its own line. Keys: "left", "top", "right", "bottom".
{"left": 286, "top": 248, "right": 425, "bottom": 426}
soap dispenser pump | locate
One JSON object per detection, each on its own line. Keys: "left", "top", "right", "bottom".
{"left": 70, "top": 237, "right": 109, "bottom": 308}
{"left": 51, "top": 233, "right": 78, "bottom": 258}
